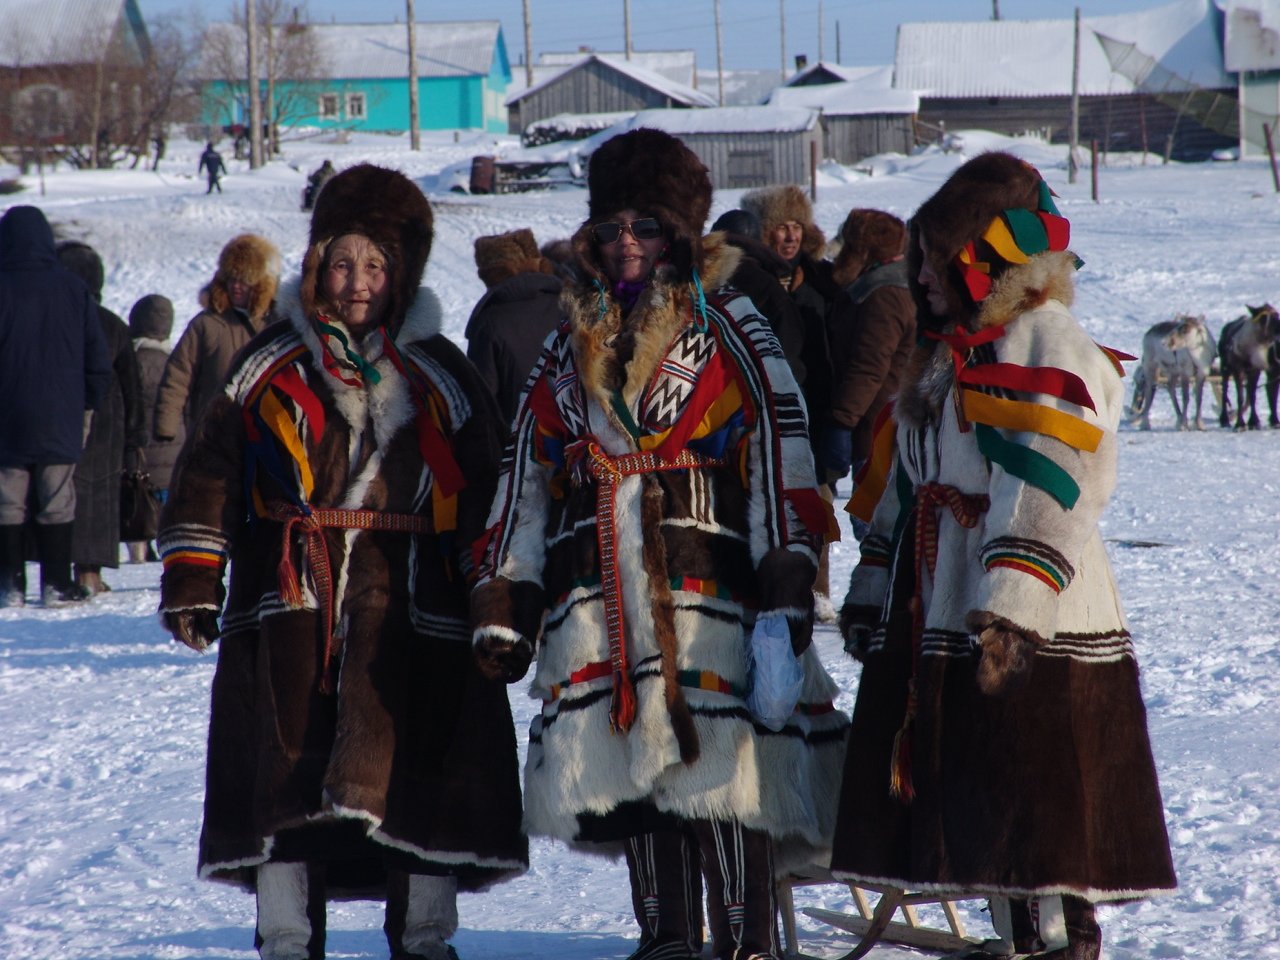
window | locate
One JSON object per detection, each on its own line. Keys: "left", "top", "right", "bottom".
{"left": 319, "top": 93, "right": 339, "bottom": 119}
{"left": 345, "top": 93, "right": 366, "bottom": 120}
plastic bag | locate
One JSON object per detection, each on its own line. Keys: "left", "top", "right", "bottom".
{"left": 746, "top": 613, "right": 804, "bottom": 731}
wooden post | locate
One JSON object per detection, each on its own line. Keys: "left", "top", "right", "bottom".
{"left": 522, "top": 0, "right": 534, "bottom": 88}
{"left": 1068, "top": 7, "right": 1080, "bottom": 184}
{"left": 246, "top": 0, "right": 263, "bottom": 169}
{"left": 1265, "top": 123, "right": 1280, "bottom": 193}
{"left": 810, "top": 137, "right": 818, "bottom": 202}
{"left": 818, "top": 0, "right": 824, "bottom": 62}
{"left": 779, "top": 0, "right": 787, "bottom": 84}
{"left": 1090, "top": 139, "right": 1099, "bottom": 202}
{"left": 714, "top": 0, "right": 725, "bottom": 107}
{"left": 624, "top": 0, "right": 632, "bottom": 60}
{"left": 406, "top": 0, "right": 420, "bottom": 150}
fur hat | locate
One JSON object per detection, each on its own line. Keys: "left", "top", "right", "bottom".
{"left": 740, "top": 184, "right": 826, "bottom": 259}
{"left": 300, "top": 164, "right": 434, "bottom": 330}
{"left": 207, "top": 233, "right": 280, "bottom": 322}
{"left": 832, "top": 209, "right": 907, "bottom": 288}
{"left": 474, "top": 228, "right": 554, "bottom": 289}
{"left": 908, "top": 151, "right": 1048, "bottom": 326}
{"left": 128, "top": 293, "right": 175, "bottom": 339}
{"left": 55, "top": 241, "right": 105, "bottom": 301}
{"left": 571, "top": 128, "right": 712, "bottom": 284}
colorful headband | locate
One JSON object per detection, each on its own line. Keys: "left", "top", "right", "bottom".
{"left": 956, "top": 180, "right": 1074, "bottom": 302}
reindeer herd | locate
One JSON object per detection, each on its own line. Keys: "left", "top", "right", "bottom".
{"left": 1126, "top": 303, "right": 1280, "bottom": 431}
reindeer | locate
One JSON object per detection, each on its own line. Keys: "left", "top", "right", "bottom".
{"left": 1218, "top": 303, "right": 1280, "bottom": 430}
{"left": 1128, "top": 314, "right": 1217, "bottom": 430}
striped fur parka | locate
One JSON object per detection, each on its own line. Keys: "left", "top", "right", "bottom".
{"left": 157, "top": 278, "right": 527, "bottom": 895}
{"left": 471, "top": 235, "right": 850, "bottom": 874}
{"left": 832, "top": 250, "right": 1177, "bottom": 901}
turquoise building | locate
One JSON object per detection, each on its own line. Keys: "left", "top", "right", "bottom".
{"left": 199, "top": 20, "right": 510, "bottom": 134}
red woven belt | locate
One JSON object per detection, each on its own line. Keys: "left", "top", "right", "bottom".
{"left": 268, "top": 501, "right": 433, "bottom": 693}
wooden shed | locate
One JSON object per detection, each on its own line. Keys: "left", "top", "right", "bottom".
{"left": 893, "top": 0, "right": 1237, "bottom": 161}
{"left": 768, "top": 67, "right": 919, "bottom": 164}
{"left": 506, "top": 54, "right": 714, "bottom": 135}
{"left": 589, "top": 107, "right": 822, "bottom": 190}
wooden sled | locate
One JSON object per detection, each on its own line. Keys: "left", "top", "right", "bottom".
{"left": 779, "top": 866, "right": 984, "bottom": 959}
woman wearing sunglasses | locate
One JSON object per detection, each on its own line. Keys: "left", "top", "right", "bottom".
{"left": 470, "top": 128, "right": 849, "bottom": 960}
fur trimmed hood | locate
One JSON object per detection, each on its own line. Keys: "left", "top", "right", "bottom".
{"left": 205, "top": 234, "right": 280, "bottom": 322}
{"left": 560, "top": 232, "right": 741, "bottom": 415}
{"left": 741, "top": 184, "right": 827, "bottom": 259}
{"left": 897, "top": 250, "right": 1077, "bottom": 430}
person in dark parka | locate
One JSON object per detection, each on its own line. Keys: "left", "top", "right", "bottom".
{"left": 464, "top": 228, "right": 562, "bottom": 426}
{"left": 125, "top": 293, "right": 183, "bottom": 563}
{"left": 709, "top": 208, "right": 807, "bottom": 389}
{"left": 0, "top": 206, "right": 111, "bottom": 607}
{"left": 56, "top": 241, "right": 147, "bottom": 595}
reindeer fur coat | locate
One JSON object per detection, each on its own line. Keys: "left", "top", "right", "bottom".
{"left": 831, "top": 251, "right": 1176, "bottom": 901}
{"left": 471, "top": 236, "right": 850, "bottom": 873}
{"left": 157, "top": 280, "right": 527, "bottom": 895}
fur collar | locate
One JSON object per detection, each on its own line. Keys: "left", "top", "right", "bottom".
{"left": 560, "top": 233, "right": 742, "bottom": 416}
{"left": 133, "top": 337, "right": 170, "bottom": 353}
{"left": 276, "top": 275, "right": 443, "bottom": 359}
{"left": 897, "top": 251, "right": 1078, "bottom": 429}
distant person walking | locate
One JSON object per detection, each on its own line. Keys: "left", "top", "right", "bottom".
{"left": 0, "top": 207, "right": 111, "bottom": 607}
{"left": 198, "top": 142, "right": 225, "bottom": 194}
{"left": 301, "top": 158, "right": 336, "bottom": 211}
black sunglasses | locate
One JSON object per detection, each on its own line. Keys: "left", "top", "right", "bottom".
{"left": 592, "top": 218, "right": 663, "bottom": 245}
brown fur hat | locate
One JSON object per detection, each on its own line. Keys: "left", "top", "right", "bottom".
{"left": 300, "top": 164, "right": 433, "bottom": 330}
{"left": 741, "top": 184, "right": 827, "bottom": 259}
{"left": 832, "top": 209, "right": 907, "bottom": 287}
{"left": 571, "top": 128, "right": 712, "bottom": 285}
{"left": 474, "top": 228, "right": 554, "bottom": 289}
{"left": 207, "top": 233, "right": 280, "bottom": 322}
{"left": 907, "top": 151, "right": 1046, "bottom": 327}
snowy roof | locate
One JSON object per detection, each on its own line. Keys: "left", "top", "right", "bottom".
{"left": 615, "top": 106, "right": 818, "bottom": 135}
{"left": 894, "top": 0, "right": 1231, "bottom": 98}
{"left": 767, "top": 66, "right": 919, "bottom": 114}
{"left": 507, "top": 54, "right": 716, "bottom": 108}
{"left": 785, "top": 61, "right": 885, "bottom": 86}
{"left": 196, "top": 20, "right": 504, "bottom": 81}
{"left": 1222, "top": 1, "right": 1280, "bottom": 70}
{"left": 540, "top": 49, "right": 697, "bottom": 87}
{"left": 0, "top": 0, "right": 147, "bottom": 68}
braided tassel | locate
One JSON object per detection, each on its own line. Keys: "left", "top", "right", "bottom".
{"left": 277, "top": 547, "right": 305, "bottom": 609}
{"left": 888, "top": 678, "right": 917, "bottom": 803}
{"left": 611, "top": 671, "right": 637, "bottom": 733}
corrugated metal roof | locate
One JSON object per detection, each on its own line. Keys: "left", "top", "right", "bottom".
{"left": 540, "top": 49, "right": 697, "bottom": 87}
{"left": 0, "top": 0, "right": 140, "bottom": 67}
{"left": 196, "top": 20, "right": 502, "bottom": 81}
{"left": 622, "top": 105, "right": 817, "bottom": 134}
{"left": 894, "top": 0, "right": 1230, "bottom": 98}
{"left": 507, "top": 54, "right": 716, "bottom": 108}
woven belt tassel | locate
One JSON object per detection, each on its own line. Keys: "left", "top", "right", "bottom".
{"left": 269, "top": 502, "right": 433, "bottom": 695}
{"left": 889, "top": 482, "right": 990, "bottom": 802}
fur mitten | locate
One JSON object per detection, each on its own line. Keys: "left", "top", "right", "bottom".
{"left": 839, "top": 603, "right": 880, "bottom": 661}
{"left": 474, "top": 633, "right": 533, "bottom": 683}
{"left": 163, "top": 609, "right": 220, "bottom": 652}
{"left": 967, "top": 609, "right": 1044, "bottom": 696}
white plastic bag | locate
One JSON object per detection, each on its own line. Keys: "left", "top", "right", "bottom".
{"left": 746, "top": 613, "right": 804, "bottom": 731}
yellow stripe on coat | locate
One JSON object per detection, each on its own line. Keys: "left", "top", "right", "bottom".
{"left": 962, "top": 389, "right": 1104, "bottom": 453}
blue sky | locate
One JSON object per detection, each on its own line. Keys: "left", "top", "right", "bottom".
{"left": 142, "top": 0, "right": 1172, "bottom": 72}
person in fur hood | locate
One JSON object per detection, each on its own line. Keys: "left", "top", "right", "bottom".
{"left": 831, "top": 152, "right": 1176, "bottom": 960}
{"left": 470, "top": 128, "right": 850, "bottom": 960}
{"left": 157, "top": 164, "right": 527, "bottom": 960}
{"left": 153, "top": 233, "right": 280, "bottom": 444}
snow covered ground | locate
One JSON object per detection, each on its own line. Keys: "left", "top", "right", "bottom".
{"left": 1, "top": 129, "right": 1278, "bottom": 959}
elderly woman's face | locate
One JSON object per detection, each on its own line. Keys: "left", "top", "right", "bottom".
{"left": 596, "top": 209, "right": 665, "bottom": 285}
{"left": 917, "top": 237, "right": 949, "bottom": 317}
{"left": 322, "top": 233, "right": 390, "bottom": 335}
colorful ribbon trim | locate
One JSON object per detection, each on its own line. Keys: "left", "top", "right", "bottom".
{"left": 984, "top": 552, "right": 1066, "bottom": 592}
{"left": 962, "top": 390, "right": 1103, "bottom": 453}
{"left": 974, "top": 423, "right": 1080, "bottom": 509}
{"left": 954, "top": 177, "right": 1074, "bottom": 302}
{"left": 846, "top": 403, "right": 896, "bottom": 523}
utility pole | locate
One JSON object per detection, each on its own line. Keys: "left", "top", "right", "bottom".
{"left": 406, "top": 0, "right": 420, "bottom": 150}
{"left": 818, "top": 0, "right": 824, "bottom": 63}
{"left": 992, "top": 0, "right": 1001, "bottom": 19}
{"left": 624, "top": 0, "right": 632, "bottom": 60}
{"left": 246, "top": 0, "right": 262, "bottom": 169}
{"left": 836, "top": 20, "right": 841, "bottom": 64}
{"left": 522, "top": 0, "right": 534, "bottom": 88}
{"left": 714, "top": 0, "right": 725, "bottom": 106}
{"left": 1069, "top": 6, "right": 1081, "bottom": 183}
{"left": 779, "top": 0, "right": 787, "bottom": 83}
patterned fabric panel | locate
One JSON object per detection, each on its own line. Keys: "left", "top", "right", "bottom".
{"left": 642, "top": 327, "right": 718, "bottom": 430}
{"left": 158, "top": 522, "right": 231, "bottom": 571}
{"left": 981, "top": 535, "right": 1076, "bottom": 593}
